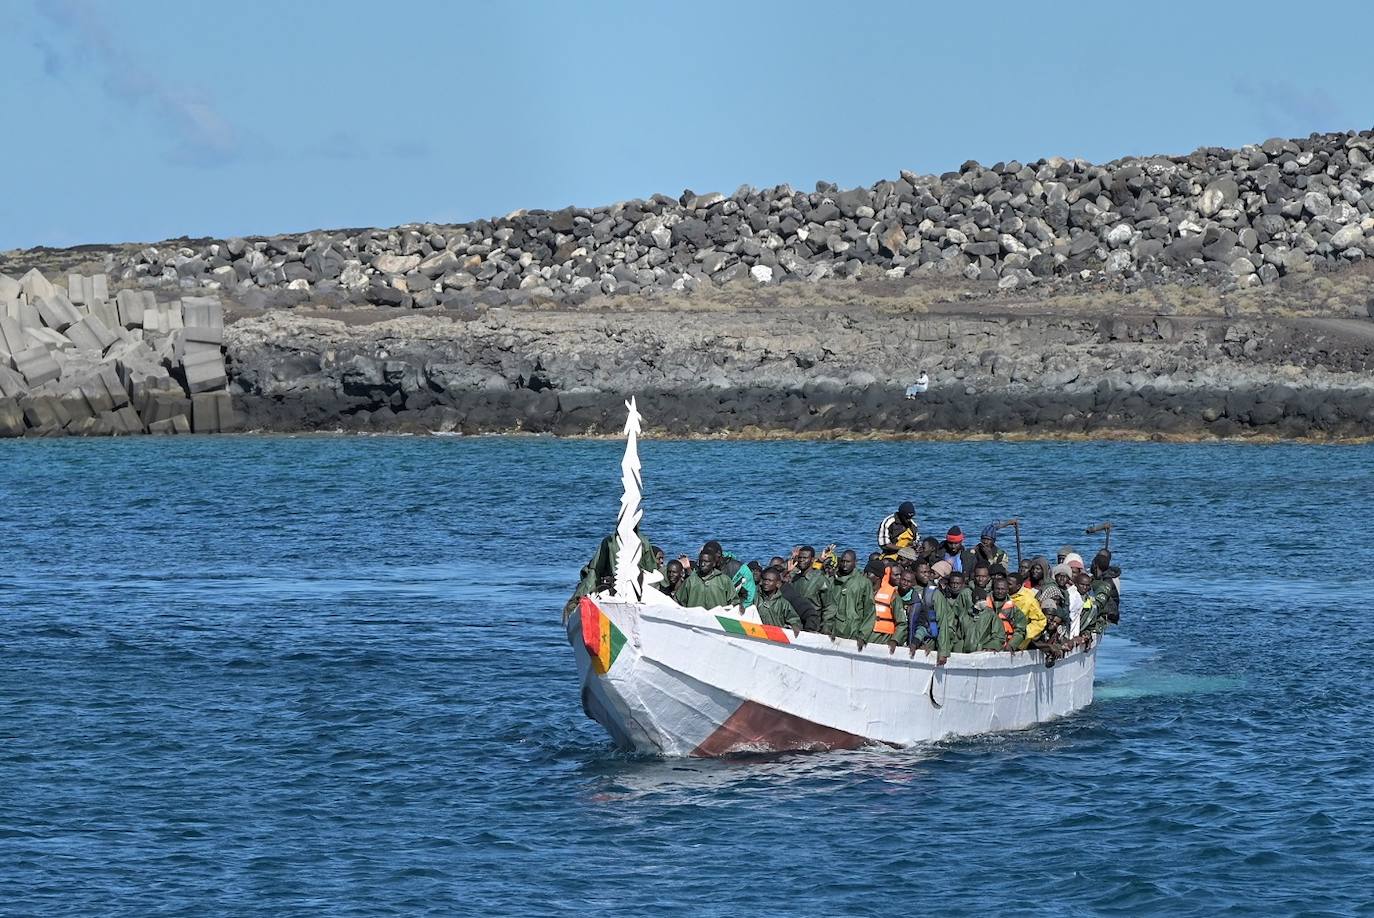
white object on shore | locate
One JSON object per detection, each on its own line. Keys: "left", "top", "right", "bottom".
{"left": 905, "top": 371, "right": 929, "bottom": 398}
{"left": 569, "top": 397, "right": 1101, "bottom": 757}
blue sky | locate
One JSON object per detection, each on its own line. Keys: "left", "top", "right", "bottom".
{"left": 1, "top": 0, "right": 1370, "bottom": 250}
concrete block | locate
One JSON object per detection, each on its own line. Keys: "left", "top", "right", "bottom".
{"left": 27, "top": 327, "right": 74, "bottom": 351}
{"left": 0, "top": 274, "right": 20, "bottom": 303}
{"left": 89, "top": 300, "right": 121, "bottom": 332}
{"left": 142, "top": 301, "right": 184, "bottom": 335}
{"left": 85, "top": 314, "right": 118, "bottom": 350}
{"left": 92, "top": 274, "right": 109, "bottom": 302}
{"left": 97, "top": 362, "right": 130, "bottom": 408}
{"left": 0, "top": 316, "right": 24, "bottom": 355}
{"left": 191, "top": 390, "right": 237, "bottom": 433}
{"left": 184, "top": 340, "right": 220, "bottom": 360}
{"left": 148, "top": 417, "right": 178, "bottom": 435}
{"left": 36, "top": 293, "right": 82, "bottom": 331}
{"left": 113, "top": 405, "right": 144, "bottom": 434}
{"left": 182, "top": 325, "right": 224, "bottom": 345}
{"left": 138, "top": 388, "right": 191, "bottom": 425}
{"left": 68, "top": 274, "right": 89, "bottom": 305}
{"left": 81, "top": 382, "right": 114, "bottom": 415}
{"left": 20, "top": 394, "right": 64, "bottom": 430}
{"left": 116, "top": 290, "right": 154, "bottom": 329}
{"left": 92, "top": 412, "right": 122, "bottom": 435}
{"left": 19, "top": 269, "right": 56, "bottom": 302}
{"left": 65, "top": 318, "right": 104, "bottom": 352}
{"left": 61, "top": 391, "right": 95, "bottom": 423}
{"left": 0, "top": 397, "right": 24, "bottom": 437}
{"left": 182, "top": 350, "right": 227, "bottom": 393}
{"left": 181, "top": 296, "right": 224, "bottom": 329}
{"left": 117, "top": 357, "right": 175, "bottom": 399}
{"left": 172, "top": 414, "right": 191, "bottom": 434}
{"left": 174, "top": 331, "right": 221, "bottom": 362}
{"left": 13, "top": 347, "right": 61, "bottom": 386}
{"left": 5, "top": 300, "right": 42, "bottom": 328}
{"left": 0, "top": 364, "right": 27, "bottom": 398}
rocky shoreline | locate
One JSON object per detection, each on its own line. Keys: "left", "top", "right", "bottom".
{"left": 3, "top": 127, "right": 1373, "bottom": 441}
{"left": 220, "top": 304, "right": 1374, "bottom": 441}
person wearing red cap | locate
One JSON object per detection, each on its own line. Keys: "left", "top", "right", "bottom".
{"left": 933, "top": 526, "right": 976, "bottom": 575}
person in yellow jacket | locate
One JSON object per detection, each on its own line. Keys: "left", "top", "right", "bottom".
{"left": 996, "top": 563, "right": 1047, "bottom": 649}
{"left": 876, "top": 502, "right": 919, "bottom": 560}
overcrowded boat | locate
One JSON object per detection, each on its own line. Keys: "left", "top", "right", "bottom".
{"left": 566, "top": 399, "right": 1117, "bottom": 757}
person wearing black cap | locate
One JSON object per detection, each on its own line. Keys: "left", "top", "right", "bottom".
{"left": 876, "top": 502, "right": 919, "bottom": 560}
{"left": 974, "top": 524, "right": 1011, "bottom": 570}
{"left": 934, "top": 526, "right": 976, "bottom": 575}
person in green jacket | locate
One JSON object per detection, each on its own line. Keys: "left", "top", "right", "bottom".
{"left": 1076, "top": 563, "right": 1120, "bottom": 639}
{"left": 965, "top": 573, "right": 1028, "bottom": 651}
{"left": 787, "top": 545, "right": 831, "bottom": 630}
{"left": 823, "top": 549, "right": 876, "bottom": 645}
{"left": 934, "top": 569, "right": 974, "bottom": 663}
{"left": 676, "top": 546, "right": 740, "bottom": 610}
{"left": 565, "top": 527, "right": 660, "bottom": 617}
{"left": 656, "top": 559, "right": 685, "bottom": 599}
{"left": 756, "top": 567, "right": 802, "bottom": 631}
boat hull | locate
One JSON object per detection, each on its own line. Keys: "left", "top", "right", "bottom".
{"left": 570, "top": 595, "right": 1099, "bottom": 757}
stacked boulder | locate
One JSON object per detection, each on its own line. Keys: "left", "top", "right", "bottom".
{"left": 90, "top": 129, "right": 1374, "bottom": 306}
{"left": 0, "top": 269, "right": 237, "bottom": 437}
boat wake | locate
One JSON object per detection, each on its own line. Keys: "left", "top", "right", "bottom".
{"left": 1094, "top": 635, "right": 1242, "bottom": 700}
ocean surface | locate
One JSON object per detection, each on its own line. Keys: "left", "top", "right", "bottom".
{"left": 2, "top": 435, "right": 1371, "bottom": 916}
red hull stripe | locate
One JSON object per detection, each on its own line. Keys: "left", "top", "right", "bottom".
{"left": 692, "top": 700, "right": 870, "bottom": 756}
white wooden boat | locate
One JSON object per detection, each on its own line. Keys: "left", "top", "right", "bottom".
{"left": 568, "top": 399, "right": 1101, "bottom": 757}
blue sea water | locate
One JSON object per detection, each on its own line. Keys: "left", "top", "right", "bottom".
{"left": 2, "top": 435, "right": 1372, "bottom": 917}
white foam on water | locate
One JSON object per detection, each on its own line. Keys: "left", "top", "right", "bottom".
{"left": 1095, "top": 635, "right": 1243, "bottom": 700}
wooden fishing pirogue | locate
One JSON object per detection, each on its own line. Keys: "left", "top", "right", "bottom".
{"left": 568, "top": 399, "right": 1103, "bottom": 757}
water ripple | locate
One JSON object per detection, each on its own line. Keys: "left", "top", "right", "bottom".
{"left": 1, "top": 436, "right": 1372, "bottom": 916}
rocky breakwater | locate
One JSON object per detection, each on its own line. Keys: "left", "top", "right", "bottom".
{"left": 0, "top": 269, "right": 237, "bottom": 437}
{"left": 44, "top": 129, "right": 1374, "bottom": 309}
{"left": 224, "top": 304, "right": 1374, "bottom": 440}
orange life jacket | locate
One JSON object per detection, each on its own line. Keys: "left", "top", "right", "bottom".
{"left": 873, "top": 571, "right": 898, "bottom": 635}
{"left": 983, "top": 596, "right": 1016, "bottom": 638}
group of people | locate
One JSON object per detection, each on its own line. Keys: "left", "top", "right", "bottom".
{"left": 572, "top": 501, "right": 1121, "bottom": 666}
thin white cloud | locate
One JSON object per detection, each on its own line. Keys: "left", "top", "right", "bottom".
{"left": 1232, "top": 78, "right": 1346, "bottom": 138}
{"left": 34, "top": 0, "right": 243, "bottom": 166}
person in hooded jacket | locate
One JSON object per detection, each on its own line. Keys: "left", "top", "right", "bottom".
{"left": 677, "top": 545, "right": 740, "bottom": 610}
{"left": 566, "top": 526, "right": 661, "bottom": 617}
{"left": 965, "top": 573, "right": 1029, "bottom": 652}
{"left": 933, "top": 568, "right": 974, "bottom": 663}
{"left": 756, "top": 566, "right": 802, "bottom": 631}
{"left": 823, "top": 549, "right": 875, "bottom": 644}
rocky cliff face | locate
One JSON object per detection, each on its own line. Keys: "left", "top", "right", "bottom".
{"left": 224, "top": 304, "right": 1374, "bottom": 440}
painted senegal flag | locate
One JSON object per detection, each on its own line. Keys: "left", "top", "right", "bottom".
{"left": 580, "top": 597, "right": 626, "bottom": 675}
{"left": 716, "top": 616, "right": 791, "bottom": 644}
